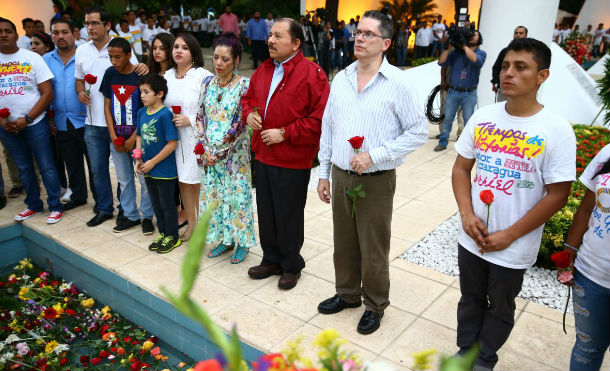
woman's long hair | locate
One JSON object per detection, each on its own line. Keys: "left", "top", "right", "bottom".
{"left": 174, "top": 33, "right": 205, "bottom": 68}
{"left": 148, "top": 33, "right": 176, "bottom": 75}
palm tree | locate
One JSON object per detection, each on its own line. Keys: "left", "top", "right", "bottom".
{"left": 380, "top": 0, "right": 439, "bottom": 27}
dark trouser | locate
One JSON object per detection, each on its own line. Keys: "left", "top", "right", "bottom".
{"left": 251, "top": 40, "right": 267, "bottom": 68}
{"left": 50, "top": 133, "right": 67, "bottom": 189}
{"left": 416, "top": 45, "right": 428, "bottom": 58}
{"left": 319, "top": 46, "right": 331, "bottom": 77}
{"left": 331, "top": 165, "right": 395, "bottom": 313}
{"left": 56, "top": 120, "right": 96, "bottom": 203}
{"left": 255, "top": 160, "right": 310, "bottom": 273}
{"left": 145, "top": 177, "right": 178, "bottom": 238}
{"left": 457, "top": 244, "right": 526, "bottom": 369}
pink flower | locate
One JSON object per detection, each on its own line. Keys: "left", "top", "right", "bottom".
{"left": 131, "top": 149, "right": 143, "bottom": 160}
{"left": 150, "top": 347, "right": 160, "bottom": 356}
{"left": 558, "top": 270, "right": 573, "bottom": 284}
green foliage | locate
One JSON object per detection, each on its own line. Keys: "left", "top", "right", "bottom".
{"left": 598, "top": 57, "right": 610, "bottom": 127}
{"left": 538, "top": 125, "right": 610, "bottom": 268}
{"left": 380, "top": 0, "right": 439, "bottom": 26}
{"left": 411, "top": 56, "right": 438, "bottom": 66}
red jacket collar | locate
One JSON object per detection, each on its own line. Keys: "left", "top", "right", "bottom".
{"left": 262, "top": 50, "right": 304, "bottom": 71}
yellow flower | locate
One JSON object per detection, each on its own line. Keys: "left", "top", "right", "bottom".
{"left": 142, "top": 340, "right": 154, "bottom": 352}
{"left": 411, "top": 349, "right": 436, "bottom": 371}
{"left": 18, "top": 286, "right": 30, "bottom": 300}
{"left": 101, "top": 306, "right": 112, "bottom": 318}
{"left": 81, "top": 298, "right": 95, "bottom": 308}
{"left": 313, "top": 328, "right": 345, "bottom": 349}
{"left": 17, "top": 258, "right": 33, "bottom": 270}
{"left": 282, "top": 335, "right": 310, "bottom": 367}
{"left": 9, "top": 319, "right": 20, "bottom": 332}
{"left": 52, "top": 303, "right": 64, "bottom": 316}
{"left": 33, "top": 277, "right": 40, "bottom": 284}
{"left": 45, "top": 340, "right": 59, "bottom": 354}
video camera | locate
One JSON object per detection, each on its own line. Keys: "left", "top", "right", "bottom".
{"left": 447, "top": 27, "right": 472, "bottom": 49}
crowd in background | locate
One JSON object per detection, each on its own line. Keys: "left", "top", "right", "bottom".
{"left": 553, "top": 22, "right": 610, "bottom": 58}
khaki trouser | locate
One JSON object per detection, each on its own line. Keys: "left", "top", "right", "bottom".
{"left": 331, "top": 165, "right": 396, "bottom": 313}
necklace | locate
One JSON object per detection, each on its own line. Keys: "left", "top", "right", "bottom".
{"left": 175, "top": 64, "right": 193, "bottom": 79}
{"left": 216, "top": 74, "right": 236, "bottom": 103}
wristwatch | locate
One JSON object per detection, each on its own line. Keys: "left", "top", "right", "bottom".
{"left": 279, "top": 127, "right": 286, "bottom": 137}
{"left": 24, "top": 114, "right": 34, "bottom": 124}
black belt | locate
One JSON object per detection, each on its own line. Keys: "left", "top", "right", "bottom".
{"left": 450, "top": 86, "right": 477, "bottom": 92}
{"left": 337, "top": 166, "right": 389, "bottom": 177}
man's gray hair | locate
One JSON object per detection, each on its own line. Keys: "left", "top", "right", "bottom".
{"left": 362, "top": 10, "right": 393, "bottom": 39}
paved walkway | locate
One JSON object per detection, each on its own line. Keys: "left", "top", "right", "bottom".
{"left": 4, "top": 127, "right": 606, "bottom": 370}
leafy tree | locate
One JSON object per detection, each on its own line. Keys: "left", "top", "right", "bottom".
{"left": 379, "top": 0, "right": 439, "bottom": 27}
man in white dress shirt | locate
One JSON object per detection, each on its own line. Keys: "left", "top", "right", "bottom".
{"left": 316, "top": 10, "right": 428, "bottom": 335}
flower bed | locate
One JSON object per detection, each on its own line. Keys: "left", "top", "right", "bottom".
{"left": 538, "top": 124, "right": 610, "bottom": 268}
{"left": 559, "top": 33, "right": 591, "bottom": 65}
{"left": 0, "top": 259, "right": 184, "bottom": 370}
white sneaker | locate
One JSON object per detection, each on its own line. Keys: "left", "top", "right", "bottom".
{"left": 61, "top": 188, "right": 72, "bottom": 202}
{"left": 47, "top": 211, "right": 63, "bottom": 224}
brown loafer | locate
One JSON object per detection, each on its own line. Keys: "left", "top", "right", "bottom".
{"left": 278, "top": 272, "right": 301, "bottom": 290}
{"left": 247, "top": 263, "right": 282, "bottom": 279}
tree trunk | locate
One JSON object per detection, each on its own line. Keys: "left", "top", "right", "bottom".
{"left": 325, "top": 0, "right": 338, "bottom": 24}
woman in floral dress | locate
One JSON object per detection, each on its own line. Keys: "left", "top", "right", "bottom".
{"left": 195, "top": 33, "right": 256, "bottom": 264}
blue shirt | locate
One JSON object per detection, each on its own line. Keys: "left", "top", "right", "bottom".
{"left": 246, "top": 18, "right": 267, "bottom": 41}
{"left": 438, "top": 48, "right": 487, "bottom": 89}
{"left": 43, "top": 49, "right": 86, "bottom": 131}
{"left": 264, "top": 52, "right": 298, "bottom": 119}
{"left": 136, "top": 106, "right": 178, "bottom": 179}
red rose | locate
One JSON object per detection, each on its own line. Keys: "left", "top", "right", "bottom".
{"left": 0, "top": 108, "right": 11, "bottom": 119}
{"left": 91, "top": 357, "right": 102, "bottom": 365}
{"left": 480, "top": 190, "right": 494, "bottom": 205}
{"left": 43, "top": 307, "right": 57, "bottom": 320}
{"left": 65, "top": 309, "right": 76, "bottom": 316}
{"left": 347, "top": 136, "right": 364, "bottom": 150}
{"left": 100, "top": 350, "right": 110, "bottom": 358}
{"left": 171, "top": 105, "right": 181, "bottom": 114}
{"left": 60, "top": 358, "right": 68, "bottom": 366}
{"left": 114, "top": 137, "right": 125, "bottom": 146}
{"left": 193, "top": 359, "right": 223, "bottom": 371}
{"left": 194, "top": 142, "right": 205, "bottom": 155}
{"left": 130, "top": 360, "right": 142, "bottom": 371}
{"left": 551, "top": 251, "right": 571, "bottom": 269}
{"left": 80, "top": 355, "right": 90, "bottom": 365}
{"left": 84, "top": 74, "right": 98, "bottom": 84}
{"left": 123, "top": 336, "right": 131, "bottom": 343}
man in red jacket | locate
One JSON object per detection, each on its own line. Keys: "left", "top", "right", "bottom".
{"left": 242, "top": 17, "right": 329, "bottom": 290}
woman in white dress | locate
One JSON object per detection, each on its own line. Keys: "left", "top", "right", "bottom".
{"left": 164, "top": 33, "right": 213, "bottom": 241}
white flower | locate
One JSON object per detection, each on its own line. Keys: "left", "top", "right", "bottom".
{"left": 22, "top": 274, "right": 30, "bottom": 280}
{"left": 4, "top": 334, "right": 20, "bottom": 344}
{"left": 53, "top": 343, "right": 70, "bottom": 354}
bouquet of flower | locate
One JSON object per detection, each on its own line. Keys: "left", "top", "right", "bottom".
{"left": 559, "top": 34, "right": 591, "bottom": 65}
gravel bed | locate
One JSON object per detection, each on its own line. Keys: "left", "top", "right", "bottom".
{"left": 401, "top": 213, "right": 572, "bottom": 313}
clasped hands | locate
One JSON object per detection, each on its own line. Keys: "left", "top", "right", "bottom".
{"left": 461, "top": 213, "right": 516, "bottom": 253}
{"left": 317, "top": 153, "right": 374, "bottom": 204}
{"left": 246, "top": 111, "right": 284, "bottom": 146}
{"left": 1, "top": 118, "right": 28, "bottom": 135}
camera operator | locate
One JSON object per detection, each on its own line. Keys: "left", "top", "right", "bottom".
{"left": 434, "top": 29, "right": 486, "bottom": 152}
{"left": 491, "top": 26, "right": 528, "bottom": 102}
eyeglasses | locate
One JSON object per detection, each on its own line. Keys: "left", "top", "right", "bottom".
{"left": 351, "top": 30, "right": 383, "bottom": 40}
{"left": 83, "top": 21, "right": 103, "bottom": 27}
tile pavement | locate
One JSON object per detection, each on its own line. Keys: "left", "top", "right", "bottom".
{"left": 3, "top": 115, "right": 607, "bottom": 370}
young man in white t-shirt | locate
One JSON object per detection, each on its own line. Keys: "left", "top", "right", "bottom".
{"left": 0, "top": 17, "right": 64, "bottom": 224}
{"left": 452, "top": 38, "right": 576, "bottom": 370}
{"left": 17, "top": 18, "right": 35, "bottom": 50}
{"left": 592, "top": 23, "right": 604, "bottom": 58}
{"left": 127, "top": 10, "right": 143, "bottom": 62}
{"left": 431, "top": 15, "right": 446, "bottom": 57}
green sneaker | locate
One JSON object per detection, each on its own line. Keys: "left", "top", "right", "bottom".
{"left": 156, "top": 235, "right": 182, "bottom": 254}
{"left": 148, "top": 233, "right": 164, "bottom": 251}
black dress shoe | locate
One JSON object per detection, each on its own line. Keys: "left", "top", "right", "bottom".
{"left": 318, "top": 294, "right": 362, "bottom": 314}
{"left": 87, "top": 212, "right": 113, "bottom": 227}
{"left": 63, "top": 200, "right": 87, "bottom": 211}
{"left": 357, "top": 310, "right": 383, "bottom": 335}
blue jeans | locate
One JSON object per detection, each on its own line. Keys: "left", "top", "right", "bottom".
{"left": 0, "top": 118, "right": 62, "bottom": 212}
{"left": 439, "top": 89, "right": 477, "bottom": 148}
{"left": 430, "top": 40, "right": 444, "bottom": 57}
{"left": 396, "top": 47, "right": 407, "bottom": 67}
{"left": 84, "top": 125, "right": 114, "bottom": 215}
{"left": 570, "top": 269, "right": 610, "bottom": 371}
{"left": 109, "top": 145, "right": 153, "bottom": 221}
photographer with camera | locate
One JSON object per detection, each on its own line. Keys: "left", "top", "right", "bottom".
{"left": 434, "top": 29, "right": 486, "bottom": 152}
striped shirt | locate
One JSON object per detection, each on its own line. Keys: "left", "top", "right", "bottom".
{"left": 318, "top": 58, "right": 428, "bottom": 179}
